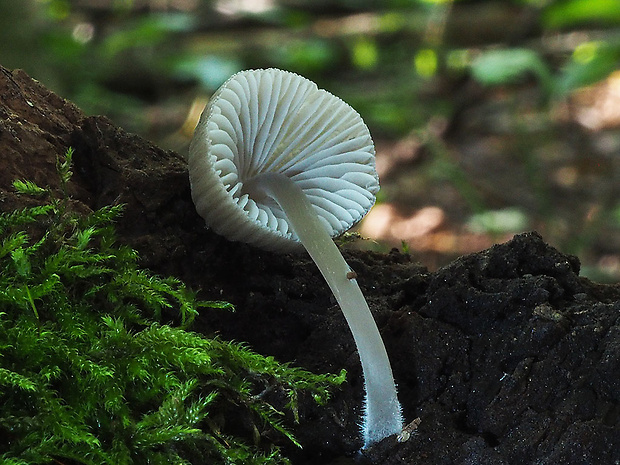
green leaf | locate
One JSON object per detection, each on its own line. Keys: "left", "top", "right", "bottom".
{"left": 11, "top": 248, "right": 31, "bottom": 277}
{"left": 56, "top": 147, "right": 74, "bottom": 187}
{"left": 0, "top": 152, "right": 343, "bottom": 464}
{"left": 0, "top": 205, "right": 54, "bottom": 234}
{"left": 555, "top": 41, "right": 620, "bottom": 96}
{"left": 199, "top": 300, "right": 235, "bottom": 311}
{"left": 471, "top": 48, "right": 552, "bottom": 91}
{"left": 0, "top": 367, "right": 37, "bottom": 391}
{"left": 12, "top": 179, "right": 48, "bottom": 197}
{"left": 543, "top": 0, "right": 620, "bottom": 28}
{"left": 467, "top": 207, "right": 529, "bottom": 235}
{"left": 0, "top": 232, "right": 29, "bottom": 259}
{"left": 75, "top": 227, "right": 96, "bottom": 250}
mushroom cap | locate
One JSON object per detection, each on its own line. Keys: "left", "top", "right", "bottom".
{"left": 189, "top": 68, "right": 379, "bottom": 252}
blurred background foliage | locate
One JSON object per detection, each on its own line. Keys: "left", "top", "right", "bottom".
{"left": 2, "top": 0, "right": 620, "bottom": 281}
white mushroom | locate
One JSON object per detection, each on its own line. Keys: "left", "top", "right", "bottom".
{"left": 188, "top": 68, "right": 403, "bottom": 447}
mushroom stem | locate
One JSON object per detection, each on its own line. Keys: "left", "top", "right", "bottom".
{"left": 256, "top": 172, "right": 403, "bottom": 447}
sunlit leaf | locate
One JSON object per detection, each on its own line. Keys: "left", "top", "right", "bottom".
{"left": 414, "top": 48, "right": 438, "bottom": 78}
{"left": 467, "top": 208, "right": 529, "bottom": 235}
{"left": 543, "top": 0, "right": 620, "bottom": 28}
{"left": 352, "top": 37, "right": 378, "bottom": 70}
{"left": 276, "top": 38, "right": 336, "bottom": 75}
{"left": 471, "top": 48, "right": 552, "bottom": 91}
{"left": 172, "top": 55, "right": 242, "bottom": 91}
{"left": 13, "top": 180, "right": 47, "bottom": 197}
{"left": 555, "top": 41, "right": 620, "bottom": 96}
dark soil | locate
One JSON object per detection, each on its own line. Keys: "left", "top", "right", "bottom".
{"left": 1, "top": 65, "right": 619, "bottom": 464}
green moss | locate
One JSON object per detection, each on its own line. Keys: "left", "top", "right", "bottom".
{"left": 0, "top": 149, "right": 345, "bottom": 465}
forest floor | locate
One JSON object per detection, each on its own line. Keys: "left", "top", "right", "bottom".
{"left": 1, "top": 65, "right": 619, "bottom": 464}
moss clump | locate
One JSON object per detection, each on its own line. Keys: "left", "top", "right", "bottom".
{"left": 0, "top": 149, "right": 345, "bottom": 465}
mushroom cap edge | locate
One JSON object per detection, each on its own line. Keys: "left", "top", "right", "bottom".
{"left": 188, "top": 68, "right": 379, "bottom": 253}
